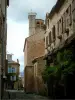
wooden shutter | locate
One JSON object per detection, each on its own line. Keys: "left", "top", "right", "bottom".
{"left": 72, "top": 0, "right": 75, "bottom": 11}
{"left": 66, "top": 8, "right": 69, "bottom": 28}
{"left": 52, "top": 25, "right": 56, "bottom": 40}
{"left": 57, "top": 21, "right": 59, "bottom": 35}
{"left": 69, "top": 4, "right": 72, "bottom": 25}
{"left": 61, "top": 17, "right": 63, "bottom": 33}
{"left": 46, "top": 36, "right": 48, "bottom": 47}
{"left": 63, "top": 12, "right": 66, "bottom": 33}
{"left": 49, "top": 31, "right": 51, "bottom": 44}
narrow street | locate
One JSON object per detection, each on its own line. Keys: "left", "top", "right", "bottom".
{"left": 2, "top": 90, "right": 50, "bottom": 100}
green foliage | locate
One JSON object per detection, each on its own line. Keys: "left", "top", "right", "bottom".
{"left": 42, "top": 48, "right": 75, "bottom": 83}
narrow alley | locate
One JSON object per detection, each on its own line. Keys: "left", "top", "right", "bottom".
{"left": 2, "top": 90, "right": 50, "bottom": 100}
{"left": 0, "top": 0, "right": 75, "bottom": 99}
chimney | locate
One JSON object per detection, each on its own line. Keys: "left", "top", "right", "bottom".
{"left": 7, "top": 54, "right": 12, "bottom": 61}
{"left": 17, "top": 59, "right": 19, "bottom": 63}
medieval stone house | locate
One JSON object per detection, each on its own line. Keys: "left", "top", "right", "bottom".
{"left": 44, "top": 0, "right": 75, "bottom": 65}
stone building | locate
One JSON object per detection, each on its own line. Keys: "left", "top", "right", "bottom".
{"left": 23, "top": 12, "right": 46, "bottom": 93}
{"left": 32, "top": 55, "right": 47, "bottom": 95}
{"left": 44, "top": 0, "right": 75, "bottom": 65}
{"left": 7, "top": 54, "right": 20, "bottom": 90}
{"left": 0, "top": 0, "right": 9, "bottom": 99}
{"left": 44, "top": 0, "right": 75, "bottom": 97}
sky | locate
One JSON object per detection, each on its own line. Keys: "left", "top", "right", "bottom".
{"left": 7, "top": 0, "right": 57, "bottom": 73}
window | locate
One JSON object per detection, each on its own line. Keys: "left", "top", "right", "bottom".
{"left": 52, "top": 25, "right": 56, "bottom": 40}
{"left": 72, "top": 0, "right": 75, "bottom": 11}
{"left": 57, "top": 21, "right": 59, "bottom": 35}
{"left": 66, "top": 8, "right": 69, "bottom": 27}
{"left": 14, "top": 76, "right": 16, "bottom": 81}
{"left": 61, "top": 17, "right": 63, "bottom": 33}
{"left": 63, "top": 12, "right": 66, "bottom": 33}
{"left": 69, "top": 5, "right": 72, "bottom": 25}
{"left": 46, "top": 36, "right": 48, "bottom": 47}
{"left": 10, "top": 76, "right": 16, "bottom": 81}
{"left": 49, "top": 31, "right": 52, "bottom": 44}
{"left": 65, "top": 5, "right": 72, "bottom": 28}
{"left": 59, "top": 19, "right": 62, "bottom": 34}
{"left": 47, "top": 19, "right": 49, "bottom": 29}
{"left": 8, "top": 67, "right": 12, "bottom": 73}
{"left": 12, "top": 68, "right": 16, "bottom": 73}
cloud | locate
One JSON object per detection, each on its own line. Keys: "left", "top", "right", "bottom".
{"left": 7, "top": 0, "right": 57, "bottom": 22}
{"left": 7, "top": 18, "right": 28, "bottom": 72}
{"left": 7, "top": 18, "right": 29, "bottom": 55}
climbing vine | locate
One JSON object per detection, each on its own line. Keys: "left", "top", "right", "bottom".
{"left": 42, "top": 46, "right": 75, "bottom": 98}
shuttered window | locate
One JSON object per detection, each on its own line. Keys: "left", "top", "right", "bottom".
{"left": 66, "top": 8, "right": 69, "bottom": 27}
{"left": 57, "top": 21, "right": 59, "bottom": 35}
{"left": 49, "top": 31, "right": 52, "bottom": 44}
{"left": 61, "top": 17, "right": 63, "bottom": 33}
{"left": 72, "top": 0, "right": 75, "bottom": 11}
{"left": 63, "top": 12, "right": 66, "bottom": 33}
{"left": 47, "top": 19, "right": 49, "bottom": 29}
{"left": 69, "top": 4, "right": 72, "bottom": 25}
{"left": 46, "top": 36, "right": 48, "bottom": 47}
{"left": 8, "top": 67, "right": 12, "bottom": 73}
{"left": 52, "top": 25, "right": 56, "bottom": 40}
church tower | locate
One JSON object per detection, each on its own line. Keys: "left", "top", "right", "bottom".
{"left": 28, "top": 12, "right": 37, "bottom": 36}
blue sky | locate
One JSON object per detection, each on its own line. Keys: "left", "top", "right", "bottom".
{"left": 7, "top": 0, "right": 57, "bottom": 72}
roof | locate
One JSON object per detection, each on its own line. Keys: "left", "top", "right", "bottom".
{"left": 32, "top": 55, "right": 44, "bottom": 63}
{"left": 8, "top": 60, "right": 20, "bottom": 65}
{"left": 36, "top": 19, "right": 44, "bottom": 21}
{"left": 48, "top": 0, "right": 66, "bottom": 19}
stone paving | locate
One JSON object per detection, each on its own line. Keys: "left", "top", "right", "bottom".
{"left": 2, "top": 90, "right": 50, "bottom": 100}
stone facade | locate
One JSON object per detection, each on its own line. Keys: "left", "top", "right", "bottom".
{"left": 0, "top": 0, "right": 9, "bottom": 99}
{"left": 45, "top": 0, "right": 75, "bottom": 57}
{"left": 32, "top": 56, "right": 47, "bottom": 95}
{"left": 23, "top": 12, "right": 46, "bottom": 93}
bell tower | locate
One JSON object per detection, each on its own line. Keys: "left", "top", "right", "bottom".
{"left": 28, "top": 11, "right": 37, "bottom": 36}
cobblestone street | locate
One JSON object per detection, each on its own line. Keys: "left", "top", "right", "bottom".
{"left": 2, "top": 90, "right": 50, "bottom": 100}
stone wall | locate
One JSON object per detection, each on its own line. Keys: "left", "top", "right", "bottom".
{"left": 24, "top": 66, "right": 34, "bottom": 93}
{"left": 33, "top": 57, "right": 47, "bottom": 95}
{"left": 24, "top": 29, "right": 45, "bottom": 67}
{"left": 45, "top": 0, "right": 73, "bottom": 55}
